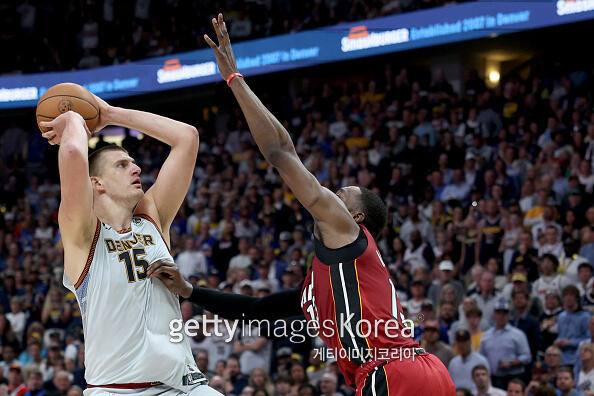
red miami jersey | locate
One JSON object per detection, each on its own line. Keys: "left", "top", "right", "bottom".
{"left": 300, "top": 225, "right": 419, "bottom": 388}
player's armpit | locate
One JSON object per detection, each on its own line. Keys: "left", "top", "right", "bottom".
{"left": 141, "top": 136, "right": 198, "bottom": 232}
{"left": 271, "top": 150, "right": 359, "bottom": 248}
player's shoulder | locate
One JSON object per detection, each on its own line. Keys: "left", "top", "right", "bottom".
{"left": 314, "top": 226, "right": 369, "bottom": 265}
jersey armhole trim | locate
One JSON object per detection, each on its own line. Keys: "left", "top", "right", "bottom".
{"left": 74, "top": 218, "right": 101, "bottom": 289}
{"left": 314, "top": 226, "right": 368, "bottom": 265}
{"left": 134, "top": 213, "right": 171, "bottom": 252}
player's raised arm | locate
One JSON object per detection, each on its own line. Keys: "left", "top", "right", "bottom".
{"left": 40, "top": 112, "right": 96, "bottom": 283}
{"left": 205, "top": 14, "right": 359, "bottom": 247}
{"left": 93, "top": 95, "right": 199, "bottom": 242}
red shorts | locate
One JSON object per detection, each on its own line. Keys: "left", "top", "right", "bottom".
{"left": 355, "top": 353, "right": 455, "bottom": 396}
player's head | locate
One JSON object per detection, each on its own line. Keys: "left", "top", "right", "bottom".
{"left": 88, "top": 144, "right": 144, "bottom": 205}
{"left": 336, "top": 186, "right": 387, "bottom": 240}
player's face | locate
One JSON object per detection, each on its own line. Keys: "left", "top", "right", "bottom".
{"left": 336, "top": 186, "right": 363, "bottom": 222}
{"left": 95, "top": 151, "right": 144, "bottom": 205}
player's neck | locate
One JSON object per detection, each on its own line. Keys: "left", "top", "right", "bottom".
{"left": 94, "top": 197, "right": 135, "bottom": 232}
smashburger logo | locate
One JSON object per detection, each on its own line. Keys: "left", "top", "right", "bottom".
{"left": 341, "top": 25, "right": 409, "bottom": 53}
{"left": 556, "top": 0, "right": 594, "bottom": 15}
{"left": 157, "top": 58, "right": 216, "bottom": 84}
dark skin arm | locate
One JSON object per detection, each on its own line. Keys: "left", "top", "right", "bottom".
{"left": 204, "top": 14, "right": 360, "bottom": 248}
{"left": 146, "top": 261, "right": 303, "bottom": 320}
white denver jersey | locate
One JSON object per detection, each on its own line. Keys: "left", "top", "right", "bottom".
{"left": 63, "top": 215, "right": 204, "bottom": 391}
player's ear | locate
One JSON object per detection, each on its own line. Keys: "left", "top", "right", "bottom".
{"left": 353, "top": 212, "right": 365, "bottom": 224}
{"left": 90, "top": 176, "right": 105, "bottom": 193}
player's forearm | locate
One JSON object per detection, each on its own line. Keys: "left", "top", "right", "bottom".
{"left": 188, "top": 284, "right": 303, "bottom": 320}
{"left": 229, "top": 78, "right": 296, "bottom": 166}
{"left": 107, "top": 107, "right": 198, "bottom": 150}
{"left": 59, "top": 121, "right": 90, "bottom": 160}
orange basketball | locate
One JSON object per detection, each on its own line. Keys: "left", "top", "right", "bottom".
{"left": 36, "top": 83, "right": 99, "bottom": 133}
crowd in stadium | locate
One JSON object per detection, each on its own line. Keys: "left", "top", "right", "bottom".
{"left": 2, "top": 56, "right": 594, "bottom": 395}
{"left": 0, "top": 0, "right": 466, "bottom": 74}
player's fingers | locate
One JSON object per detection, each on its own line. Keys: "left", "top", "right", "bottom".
{"left": 204, "top": 34, "right": 218, "bottom": 50}
{"left": 42, "top": 131, "right": 55, "bottom": 139}
{"left": 147, "top": 260, "right": 168, "bottom": 276}
{"left": 213, "top": 15, "right": 225, "bottom": 44}
{"left": 148, "top": 262, "right": 177, "bottom": 277}
{"left": 39, "top": 120, "right": 56, "bottom": 127}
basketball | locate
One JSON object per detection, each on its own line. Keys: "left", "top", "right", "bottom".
{"left": 36, "top": 83, "right": 99, "bottom": 133}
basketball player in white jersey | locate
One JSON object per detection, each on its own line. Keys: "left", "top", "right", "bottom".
{"left": 39, "top": 99, "right": 223, "bottom": 396}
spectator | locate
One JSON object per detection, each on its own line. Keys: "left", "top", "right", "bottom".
{"left": 248, "top": 368, "right": 274, "bottom": 396}
{"left": 319, "top": 373, "right": 343, "bottom": 396}
{"left": 273, "top": 375, "right": 291, "bottom": 396}
{"left": 210, "top": 375, "right": 228, "bottom": 396}
{"left": 506, "top": 379, "right": 525, "bottom": 396}
{"left": 533, "top": 255, "right": 571, "bottom": 307}
{"left": 510, "top": 289, "right": 541, "bottom": 360}
{"left": 576, "top": 261, "right": 593, "bottom": 298}
{"left": 577, "top": 343, "right": 594, "bottom": 394}
{"left": 288, "top": 362, "right": 308, "bottom": 395}
{"left": 555, "top": 286, "right": 591, "bottom": 366}
{"left": 224, "top": 355, "right": 249, "bottom": 396}
{"left": 305, "top": 350, "right": 326, "bottom": 386}
{"left": 471, "top": 272, "right": 500, "bottom": 325}
{"left": 400, "top": 205, "right": 435, "bottom": 249}
{"left": 421, "top": 320, "right": 456, "bottom": 367}
{"left": 7, "top": 364, "right": 26, "bottom": 396}
{"left": 479, "top": 299, "right": 531, "bottom": 389}
{"left": 195, "top": 350, "right": 212, "bottom": 379}
{"left": 7, "top": 297, "right": 27, "bottom": 345}
{"left": 556, "top": 367, "right": 585, "bottom": 396}
{"left": 538, "top": 226, "right": 563, "bottom": 257}
{"left": 541, "top": 291, "right": 563, "bottom": 353}
{"left": 44, "top": 371, "right": 71, "bottom": 396}
{"left": 229, "top": 238, "right": 252, "bottom": 270}
{"left": 22, "top": 366, "right": 43, "bottom": 396}
{"left": 176, "top": 237, "right": 208, "bottom": 279}
{"left": 448, "top": 330, "right": 490, "bottom": 392}
{"left": 65, "top": 386, "right": 82, "bottom": 396}
{"left": 428, "top": 260, "right": 465, "bottom": 306}
{"left": 471, "top": 364, "right": 505, "bottom": 396}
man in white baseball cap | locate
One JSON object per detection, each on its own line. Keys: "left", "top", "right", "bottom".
{"left": 428, "top": 260, "right": 465, "bottom": 305}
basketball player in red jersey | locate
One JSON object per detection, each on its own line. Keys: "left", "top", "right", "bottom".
{"left": 148, "top": 14, "right": 455, "bottom": 396}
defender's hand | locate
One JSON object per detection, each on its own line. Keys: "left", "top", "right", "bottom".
{"left": 204, "top": 13, "right": 239, "bottom": 82}
{"left": 147, "top": 260, "right": 193, "bottom": 298}
{"left": 40, "top": 111, "right": 91, "bottom": 145}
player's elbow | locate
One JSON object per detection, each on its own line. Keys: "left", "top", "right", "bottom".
{"left": 174, "top": 125, "right": 200, "bottom": 152}
{"left": 185, "top": 125, "right": 199, "bottom": 150}
{"left": 59, "top": 143, "right": 87, "bottom": 164}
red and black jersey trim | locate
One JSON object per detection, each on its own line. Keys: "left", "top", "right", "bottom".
{"left": 329, "top": 259, "right": 368, "bottom": 366}
{"left": 315, "top": 227, "right": 367, "bottom": 265}
{"left": 361, "top": 363, "right": 389, "bottom": 396}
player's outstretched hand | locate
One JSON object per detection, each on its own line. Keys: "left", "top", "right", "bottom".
{"left": 39, "top": 111, "right": 91, "bottom": 145}
{"left": 204, "top": 13, "right": 240, "bottom": 81}
{"left": 147, "top": 260, "right": 193, "bottom": 298}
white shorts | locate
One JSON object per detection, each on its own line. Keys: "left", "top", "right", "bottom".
{"left": 84, "top": 384, "right": 224, "bottom": 396}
